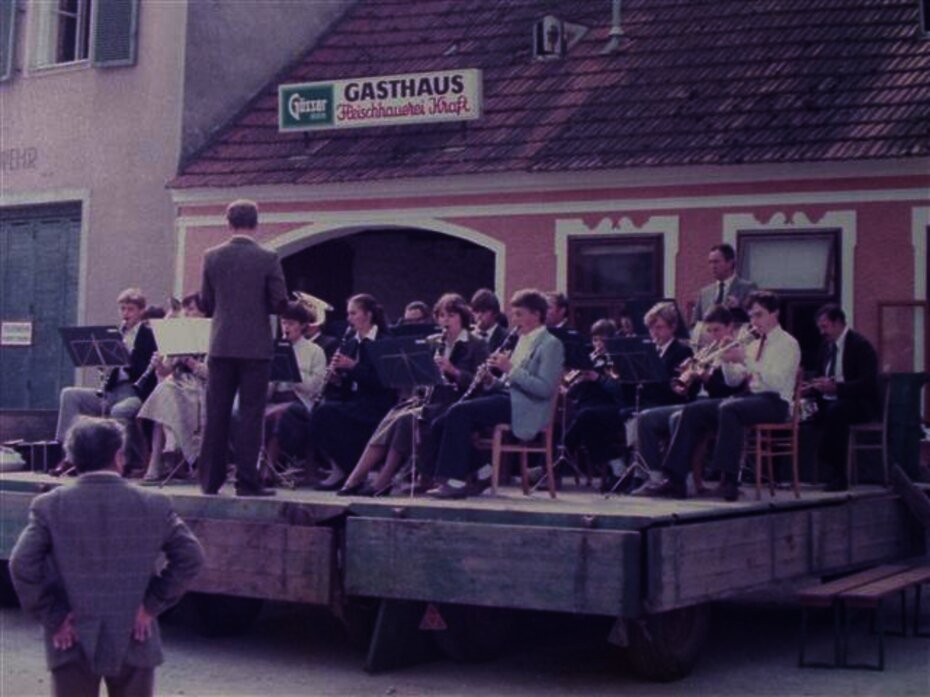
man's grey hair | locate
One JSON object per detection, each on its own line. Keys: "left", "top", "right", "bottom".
{"left": 64, "top": 417, "right": 125, "bottom": 473}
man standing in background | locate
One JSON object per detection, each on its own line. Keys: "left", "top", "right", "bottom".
{"left": 199, "top": 199, "right": 288, "bottom": 497}
{"left": 692, "top": 244, "right": 757, "bottom": 324}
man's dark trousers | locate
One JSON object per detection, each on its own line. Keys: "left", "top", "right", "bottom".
{"left": 664, "top": 393, "right": 787, "bottom": 481}
{"left": 52, "top": 659, "right": 153, "bottom": 697}
{"left": 201, "top": 357, "right": 271, "bottom": 493}
{"left": 430, "top": 393, "right": 511, "bottom": 480}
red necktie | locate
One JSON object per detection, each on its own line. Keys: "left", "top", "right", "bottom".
{"left": 754, "top": 334, "right": 767, "bottom": 361}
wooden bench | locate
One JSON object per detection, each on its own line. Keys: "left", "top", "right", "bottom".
{"left": 838, "top": 565, "right": 930, "bottom": 670}
{"left": 797, "top": 563, "right": 930, "bottom": 670}
{"left": 797, "top": 564, "right": 909, "bottom": 668}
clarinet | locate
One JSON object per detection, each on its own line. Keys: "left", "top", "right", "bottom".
{"left": 455, "top": 327, "right": 519, "bottom": 404}
{"left": 313, "top": 326, "right": 354, "bottom": 405}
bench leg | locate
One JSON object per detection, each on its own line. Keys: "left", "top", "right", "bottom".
{"left": 916, "top": 584, "right": 929, "bottom": 638}
{"left": 877, "top": 600, "right": 885, "bottom": 671}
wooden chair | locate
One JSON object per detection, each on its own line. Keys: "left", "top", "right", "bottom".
{"left": 476, "top": 391, "right": 560, "bottom": 498}
{"left": 846, "top": 379, "right": 890, "bottom": 487}
{"left": 750, "top": 371, "right": 803, "bottom": 500}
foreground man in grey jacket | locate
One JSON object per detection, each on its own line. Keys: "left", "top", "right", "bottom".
{"left": 10, "top": 417, "right": 204, "bottom": 697}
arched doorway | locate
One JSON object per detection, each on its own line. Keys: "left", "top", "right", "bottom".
{"left": 278, "top": 226, "right": 498, "bottom": 324}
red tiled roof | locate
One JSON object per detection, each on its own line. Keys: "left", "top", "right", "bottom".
{"left": 172, "top": 0, "right": 930, "bottom": 189}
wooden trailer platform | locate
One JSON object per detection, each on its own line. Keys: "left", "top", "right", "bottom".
{"left": 1, "top": 472, "right": 924, "bottom": 619}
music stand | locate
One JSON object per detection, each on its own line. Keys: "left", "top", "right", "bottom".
{"left": 389, "top": 323, "right": 440, "bottom": 339}
{"left": 58, "top": 326, "right": 130, "bottom": 477}
{"left": 603, "top": 337, "right": 668, "bottom": 496}
{"left": 271, "top": 340, "right": 301, "bottom": 382}
{"left": 367, "top": 338, "right": 443, "bottom": 497}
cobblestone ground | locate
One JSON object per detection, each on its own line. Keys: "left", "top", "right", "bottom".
{"left": 2, "top": 599, "right": 928, "bottom": 696}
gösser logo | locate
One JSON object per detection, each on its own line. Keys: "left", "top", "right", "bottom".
{"left": 288, "top": 93, "right": 328, "bottom": 121}
{"left": 280, "top": 85, "right": 333, "bottom": 127}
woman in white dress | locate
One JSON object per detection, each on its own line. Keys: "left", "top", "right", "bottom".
{"left": 138, "top": 294, "right": 208, "bottom": 481}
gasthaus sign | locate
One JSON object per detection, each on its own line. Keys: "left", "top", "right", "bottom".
{"left": 279, "top": 69, "right": 482, "bottom": 132}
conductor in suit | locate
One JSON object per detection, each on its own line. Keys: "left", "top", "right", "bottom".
{"left": 199, "top": 199, "right": 288, "bottom": 496}
{"left": 9, "top": 417, "right": 204, "bottom": 697}
{"left": 805, "top": 304, "right": 880, "bottom": 491}
{"left": 692, "top": 243, "right": 757, "bottom": 324}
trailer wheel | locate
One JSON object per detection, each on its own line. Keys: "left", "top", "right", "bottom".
{"left": 434, "top": 604, "right": 516, "bottom": 663}
{"left": 191, "top": 593, "right": 263, "bottom": 637}
{"left": 0, "top": 562, "right": 19, "bottom": 607}
{"left": 624, "top": 604, "right": 710, "bottom": 681}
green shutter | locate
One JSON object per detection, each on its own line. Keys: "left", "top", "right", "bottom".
{"left": 92, "top": 0, "right": 139, "bottom": 68}
{"left": 0, "top": 0, "right": 16, "bottom": 83}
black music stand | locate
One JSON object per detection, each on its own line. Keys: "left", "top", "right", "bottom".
{"left": 271, "top": 340, "right": 302, "bottom": 382}
{"left": 389, "top": 323, "right": 440, "bottom": 339}
{"left": 368, "top": 338, "right": 443, "bottom": 497}
{"left": 603, "top": 337, "right": 668, "bottom": 497}
{"left": 58, "top": 326, "right": 130, "bottom": 477}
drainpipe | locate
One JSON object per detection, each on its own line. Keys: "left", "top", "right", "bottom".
{"left": 602, "top": 0, "right": 623, "bottom": 54}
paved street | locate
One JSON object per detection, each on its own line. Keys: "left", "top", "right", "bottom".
{"left": 2, "top": 598, "right": 927, "bottom": 696}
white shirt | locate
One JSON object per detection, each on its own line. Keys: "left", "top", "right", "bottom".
{"left": 508, "top": 325, "right": 546, "bottom": 375}
{"left": 655, "top": 339, "right": 674, "bottom": 358}
{"left": 443, "top": 329, "right": 470, "bottom": 359}
{"left": 273, "top": 336, "right": 326, "bottom": 409}
{"left": 354, "top": 325, "right": 379, "bottom": 342}
{"left": 722, "top": 324, "right": 800, "bottom": 406}
{"left": 117, "top": 322, "right": 142, "bottom": 382}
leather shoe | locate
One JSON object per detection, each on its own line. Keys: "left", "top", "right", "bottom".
{"left": 822, "top": 478, "right": 849, "bottom": 492}
{"left": 429, "top": 482, "right": 470, "bottom": 500}
{"left": 336, "top": 481, "right": 365, "bottom": 496}
{"left": 636, "top": 477, "right": 687, "bottom": 499}
{"left": 235, "top": 487, "right": 276, "bottom": 497}
{"left": 718, "top": 479, "right": 740, "bottom": 502}
{"left": 467, "top": 477, "right": 492, "bottom": 497}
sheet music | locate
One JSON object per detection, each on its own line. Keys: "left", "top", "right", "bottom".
{"left": 149, "top": 318, "right": 212, "bottom": 356}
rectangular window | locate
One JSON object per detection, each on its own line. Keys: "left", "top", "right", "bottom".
{"left": 33, "top": 0, "right": 92, "bottom": 68}
{"left": 737, "top": 230, "right": 841, "bottom": 369}
{"left": 568, "top": 234, "right": 664, "bottom": 333}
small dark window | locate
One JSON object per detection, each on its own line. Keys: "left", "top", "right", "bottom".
{"left": 568, "top": 234, "right": 664, "bottom": 333}
{"left": 922, "top": 0, "right": 930, "bottom": 35}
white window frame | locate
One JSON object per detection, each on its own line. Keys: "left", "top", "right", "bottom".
{"left": 723, "top": 210, "right": 856, "bottom": 319}
{"left": 29, "top": 0, "right": 92, "bottom": 71}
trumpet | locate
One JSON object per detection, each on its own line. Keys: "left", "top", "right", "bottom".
{"left": 562, "top": 349, "right": 616, "bottom": 392}
{"left": 671, "top": 327, "right": 761, "bottom": 394}
{"left": 456, "top": 327, "right": 519, "bottom": 403}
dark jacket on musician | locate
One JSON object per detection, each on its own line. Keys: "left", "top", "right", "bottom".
{"left": 307, "top": 329, "right": 397, "bottom": 472}
{"left": 638, "top": 340, "right": 694, "bottom": 408}
{"left": 816, "top": 329, "right": 879, "bottom": 409}
{"left": 424, "top": 334, "right": 489, "bottom": 415}
{"left": 104, "top": 323, "right": 157, "bottom": 401}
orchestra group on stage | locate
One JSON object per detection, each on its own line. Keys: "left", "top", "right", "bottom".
{"left": 52, "top": 200, "right": 880, "bottom": 502}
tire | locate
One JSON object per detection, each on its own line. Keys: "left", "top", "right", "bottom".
{"left": 624, "top": 604, "right": 710, "bottom": 682}
{"left": 191, "top": 593, "right": 263, "bottom": 637}
{"left": 433, "top": 603, "right": 517, "bottom": 663}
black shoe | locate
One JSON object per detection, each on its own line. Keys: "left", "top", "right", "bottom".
{"left": 718, "top": 479, "right": 740, "bottom": 502}
{"left": 235, "top": 487, "right": 277, "bottom": 497}
{"left": 638, "top": 477, "right": 687, "bottom": 499}
{"left": 336, "top": 482, "right": 365, "bottom": 496}
{"left": 823, "top": 478, "right": 849, "bottom": 492}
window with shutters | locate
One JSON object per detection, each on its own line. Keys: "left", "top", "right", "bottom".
{"left": 33, "top": 0, "right": 93, "bottom": 67}
{"left": 29, "top": 0, "right": 137, "bottom": 71}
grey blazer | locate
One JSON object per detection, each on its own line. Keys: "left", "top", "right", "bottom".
{"left": 507, "top": 330, "right": 565, "bottom": 440}
{"left": 693, "top": 276, "right": 758, "bottom": 323}
{"left": 200, "top": 235, "right": 288, "bottom": 360}
{"left": 9, "top": 473, "right": 204, "bottom": 676}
